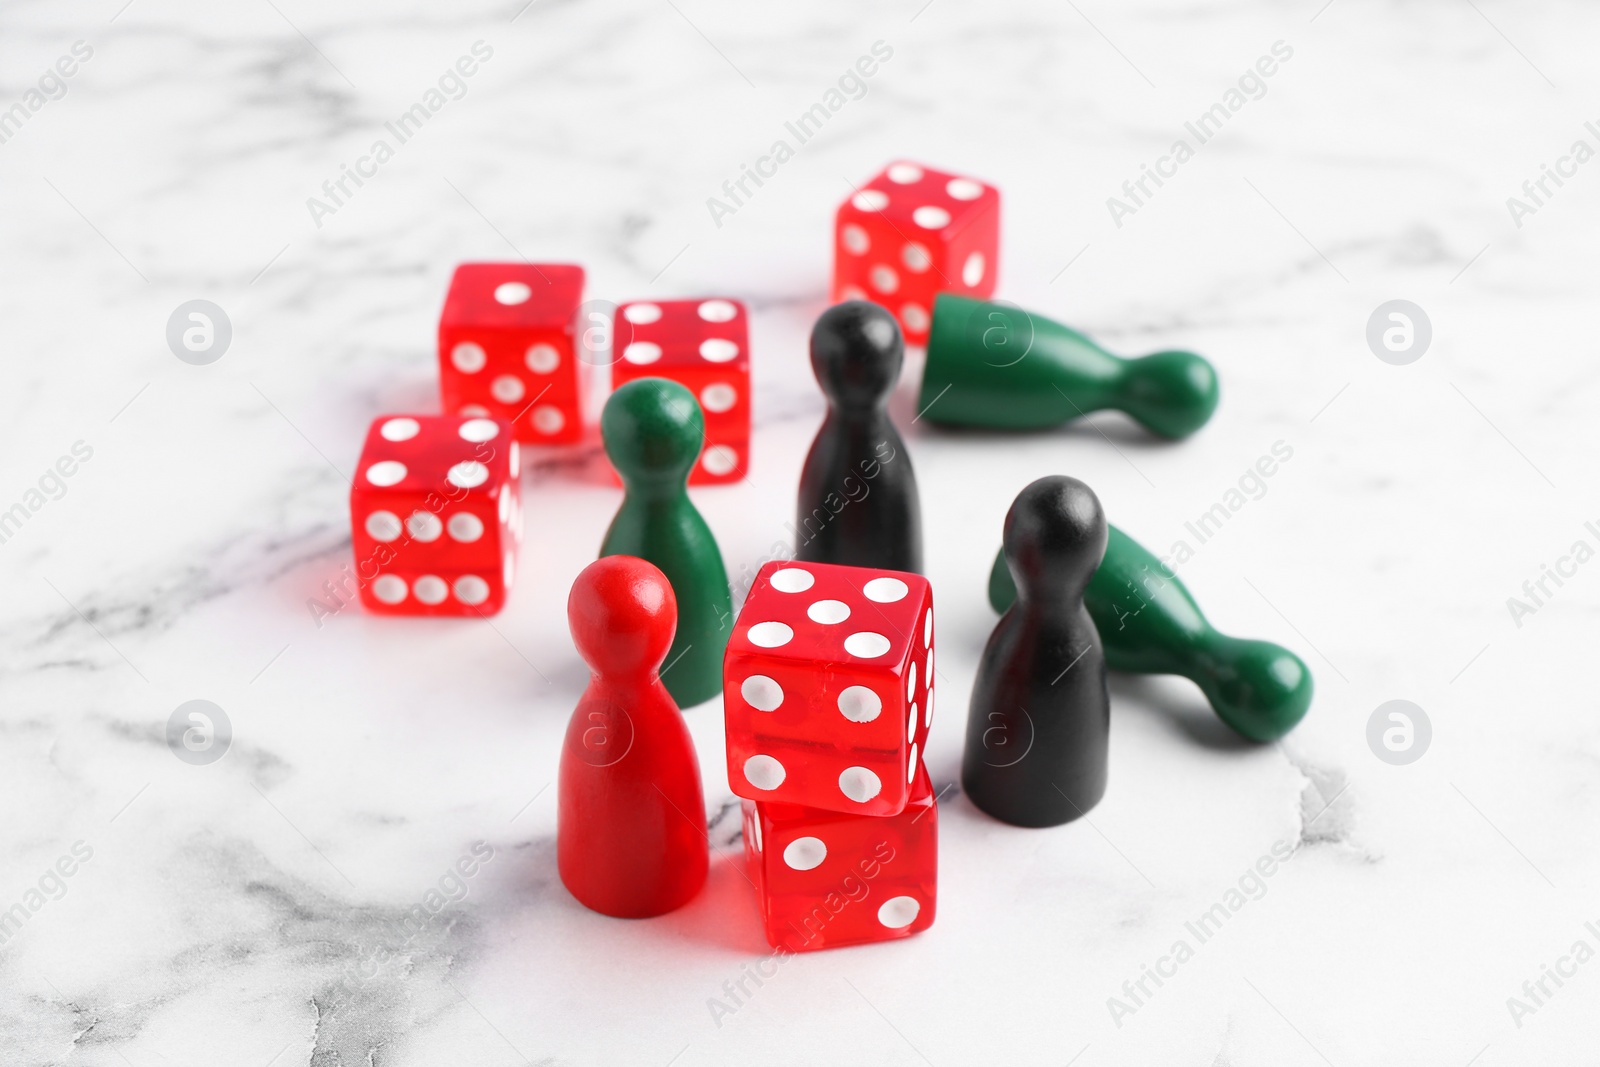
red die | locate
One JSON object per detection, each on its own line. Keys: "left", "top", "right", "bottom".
{"left": 612, "top": 298, "right": 749, "bottom": 484}
{"left": 438, "top": 263, "right": 586, "bottom": 445}
{"left": 742, "top": 761, "right": 937, "bottom": 952}
{"left": 725, "top": 560, "right": 935, "bottom": 816}
{"left": 832, "top": 161, "right": 999, "bottom": 346}
{"left": 349, "top": 414, "right": 521, "bottom": 616}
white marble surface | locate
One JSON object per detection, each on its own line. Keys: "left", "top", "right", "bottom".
{"left": 3, "top": 0, "right": 1599, "bottom": 1063}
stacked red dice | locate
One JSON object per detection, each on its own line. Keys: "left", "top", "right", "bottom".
{"left": 349, "top": 414, "right": 520, "bottom": 616}
{"left": 832, "top": 161, "right": 1000, "bottom": 347}
{"left": 612, "top": 298, "right": 749, "bottom": 485}
{"left": 438, "top": 263, "right": 587, "bottom": 445}
{"left": 725, "top": 560, "right": 937, "bottom": 951}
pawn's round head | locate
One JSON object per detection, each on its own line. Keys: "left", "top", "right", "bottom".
{"left": 602, "top": 378, "right": 704, "bottom": 486}
{"left": 1002, "top": 475, "right": 1108, "bottom": 602}
{"left": 810, "top": 301, "right": 903, "bottom": 411}
{"left": 1124, "top": 350, "right": 1220, "bottom": 439}
{"left": 568, "top": 555, "right": 678, "bottom": 677}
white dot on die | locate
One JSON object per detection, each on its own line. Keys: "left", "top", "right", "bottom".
{"left": 448, "top": 461, "right": 489, "bottom": 488}
{"left": 698, "top": 299, "right": 737, "bottom": 322}
{"left": 838, "top": 766, "right": 882, "bottom": 804}
{"left": 808, "top": 599, "right": 851, "bottom": 624}
{"left": 742, "top": 675, "right": 783, "bottom": 711}
{"left": 448, "top": 513, "right": 484, "bottom": 542}
{"left": 509, "top": 442, "right": 520, "bottom": 478}
{"left": 852, "top": 189, "right": 889, "bottom": 211}
{"left": 701, "top": 445, "right": 738, "bottom": 476}
{"left": 623, "top": 303, "right": 661, "bottom": 325}
{"left": 365, "top": 460, "right": 406, "bottom": 486}
{"left": 887, "top": 163, "right": 924, "bottom": 184}
{"left": 460, "top": 404, "right": 490, "bottom": 417}
{"left": 504, "top": 549, "right": 516, "bottom": 587}
{"left": 750, "top": 813, "right": 763, "bottom": 853}
{"left": 839, "top": 286, "right": 868, "bottom": 302}
{"left": 925, "top": 688, "right": 934, "bottom": 729}
{"left": 451, "top": 342, "right": 486, "bottom": 373}
{"left": 879, "top": 895, "right": 921, "bottom": 929}
{"left": 372, "top": 575, "right": 407, "bottom": 604}
{"left": 837, "top": 686, "right": 882, "bottom": 723}
{"left": 747, "top": 621, "right": 793, "bottom": 648}
{"left": 380, "top": 417, "right": 419, "bottom": 441}
{"left": 623, "top": 341, "right": 661, "bottom": 365}
{"left": 499, "top": 489, "right": 512, "bottom": 526}
{"left": 901, "top": 304, "right": 930, "bottom": 334}
{"left": 901, "top": 243, "right": 931, "bottom": 273}
{"left": 913, "top": 205, "right": 951, "bottom": 229}
{"left": 924, "top": 609, "right": 934, "bottom": 647}
{"left": 864, "top": 577, "right": 908, "bottom": 603}
{"left": 907, "top": 743, "right": 919, "bottom": 782}
{"left": 744, "top": 754, "right": 786, "bottom": 790}
{"left": 769, "top": 568, "right": 814, "bottom": 593}
{"left": 532, "top": 406, "right": 565, "bottom": 435}
{"left": 907, "top": 663, "right": 917, "bottom": 699}
{"left": 963, "top": 252, "right": 986, "bottom": 287}
{"left": 525, "top": 344, "right": 560, "bottom": 374}
{"left": 947, "top": 177, "right": 984, "bottom": 200}
{"left": 454, "top": 575, "right": 490, "bottom": 605}
{"left": 365, "top": 511, "right": 401, "bottom": 542}
{"left": 842, "top": 224, "right": 870, "bottom": 255}
{"left": 700, "top": 383, "right": 737, "bottom": 413}
{"left": 491, "top": 375, "right": 525, "bottom": 403}
{"left": 870, "top": 265, "right": 899, "bottom": 294}
{"left": 845, "top": 632, "right": 891, "bottom": 658}
{"left": 784, "top": 836, "right": 827, "bottom": 871}
{"left": 413, "top": 575, "right": 448, "bottom": 604}
{"left": 494, "top": 281, "right": 531, "bottom": 305}
{"left": 406, "top": 511, "right": 442, "bottom": 542}
{"left": 699, "top": 338, "right": 739, "bottom": 362}
{"left": 458, "top": 418, "right": 500, "bottom": 442}
{"left": 908, "top": 704, "right": 918, "bottom": 738}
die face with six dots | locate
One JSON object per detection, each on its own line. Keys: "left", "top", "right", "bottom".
{"left": 438, "top": 263, "right": 586, "bottom": 445}
{"left": 724, "top": 559, "right": 935, "bottom": 817}
{"left": 612, "top": 298, "right": 750, "bottom": 485}
{"left": 349, "top": 414, "right": 521, "bottom": 616}
{"left": 741, "top": 760, "right": 937, "bottom": 952}
{"left": 832, "top": 160, "right": 999, "bottom": 347}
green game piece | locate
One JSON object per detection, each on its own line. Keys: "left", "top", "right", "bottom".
{"left": 988, "top": 526, "right": 1312, "bottom": 742}
{"left": 920, "top": 294, "right": 1220, "bottom": 439}
{"left": 600, "top": 378, "right": 733, "bottom": 708}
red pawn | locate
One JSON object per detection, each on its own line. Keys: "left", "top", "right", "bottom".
{"left": 559, "top": 556, "right": 709, "bottom": 917}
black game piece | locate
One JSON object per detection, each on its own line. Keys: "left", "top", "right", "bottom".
{"left": 962, "top": 476, "right": 1111, "bottom": 827}
{"left": 794, "top": 301, "right": 922, "bottom": 573}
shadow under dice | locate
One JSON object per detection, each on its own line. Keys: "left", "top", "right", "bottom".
{"left": 438, "top": 262, "right": 586, "bottom": 444}
{"left": 742, "top": 762, "right": 937, "bottom": 952}
{"left": 612, "top": 298, "right": 750, "bottom": 485}
{"left": 349, "top": 414, "right": 521, "bottom": 615}
{"left": 725, "top": 560, "right": 935, "bottom": 817}
{"left": 832, "top": 160, "right": 1000, "bottom": 347}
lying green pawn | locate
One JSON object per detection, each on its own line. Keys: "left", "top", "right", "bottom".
{"left": 988, "top": 526, "right": 1311, "bottom": 742}
{"left": 920, "top": 294, "right": 1220, "bottom": 439}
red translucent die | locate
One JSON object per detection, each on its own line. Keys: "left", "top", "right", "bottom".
{"left": 612, "top": 298, "right": 749, "bottom": 485}
{"left": 742, "top": 761, "right": 937, "bottom": 952}
{"left": 832, "top": 161, "right": 1000, "bottom": 346}
{"left": 438, "top": 263, "right": 586, "bottom": 444}
{"left": 725, "top": 560, "right": 935, "bottom": 817}
{"left": 349, "top": 414, "right": 521, "bottom": 616}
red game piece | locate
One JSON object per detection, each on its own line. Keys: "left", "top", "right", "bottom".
{"left": 832, "top": 161, "right": 999, "bottom": 346}
{"left": 349, "top": 414, "right": 520, "bottom": 616}
{"left": 612, "top": 298, "right": 749, "bottom": 484}
{"left": 438, "top": 263, "right": 587, "bottom": 444}
{"left": 743, "top": 760, "right": 937, "bottom": 952}
{"left": 559, "top": 555, "right": 709, "bottom": 918}
{"left": 724, "top": 560, "right": 934, "bottom": 817}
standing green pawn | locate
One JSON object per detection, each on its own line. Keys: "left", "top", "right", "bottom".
{"left": 989, "top": 525, "right": 1312, "bottom": 742}
{"left": 600, "top": 379, "right": 733, "bottom": 708}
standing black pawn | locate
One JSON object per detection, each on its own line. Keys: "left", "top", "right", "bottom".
{"left": 795, "top": 302, "right": 922, "bottom": 573}
{"left": 962, "top": 476, "right": 1110, "bottom": 827}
